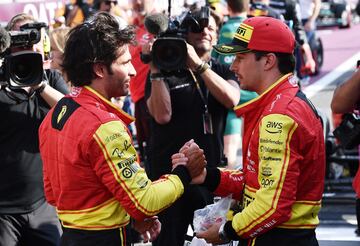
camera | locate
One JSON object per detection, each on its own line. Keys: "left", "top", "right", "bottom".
{"left": 0, "top": 22, "right": 46, "bottom": 88}
{"left": 145, "top": 6, "right": 210, "bottom": 73}
{"left": 333, "top": 113, "right": 360, "bottom": 149}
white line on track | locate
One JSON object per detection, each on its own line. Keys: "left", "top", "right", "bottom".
{"left": 303, "top": 51, "right": 360, "bottom": 99}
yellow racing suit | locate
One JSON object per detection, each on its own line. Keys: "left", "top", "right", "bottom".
{"left": 204, "top": 74, "right": 325, "bottom": 245}
{"left": 39, "top": 86, "right": 190, "bottom": 231}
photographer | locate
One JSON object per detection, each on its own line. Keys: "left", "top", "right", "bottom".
{"left": 0, "top": 13, "right": 68, "bottom": 245}
{"left": 144, "top": 7, "right": 240, "bottom": 246}
{"left": 331, "top": 67, "right": 360, "bottom": 236}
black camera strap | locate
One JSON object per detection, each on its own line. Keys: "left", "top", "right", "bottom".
{"left": 3, "top": 86, "right": 36, "bottom": 103}
{"left": 189, "top": 66, "right": 213, "bottom": 135}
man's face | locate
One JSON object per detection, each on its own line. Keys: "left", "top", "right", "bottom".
{"left": 186, "top": 16, "right": 217, "bottom": 53}
{"left": 230, "top": 52, "right": 263, "bottom": 93}
{"left": 105, "top": 45, "right": 136, "bottom": 98}
{"left": 50, "top": 50, "right": 63, "bottom": 71}
{"left": 99, "top": 0, "right": 117, "bottom": 12}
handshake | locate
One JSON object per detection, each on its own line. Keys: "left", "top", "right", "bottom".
{"left": 172, "top": 139, "right": 207, "bottom": 184}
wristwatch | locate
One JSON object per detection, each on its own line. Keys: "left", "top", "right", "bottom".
{"left": 36, "top": 81, "right": 48, "bottom": 94}
{"left": 149, "top": 73, "right": 165, "bottom": 82}
{"left": 218, "top": 223, "right": 230, "bottom": 243}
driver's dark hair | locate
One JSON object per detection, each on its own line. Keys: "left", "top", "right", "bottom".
{"left": 253, "top": 51, "right": 295, "bottom": 74}
{"left": 62, "top": 12, "right": 135, "bottom": 86}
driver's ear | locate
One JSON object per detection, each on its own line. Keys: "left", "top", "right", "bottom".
{"left": 263, "top": 53, "right": 277, "bottom": 71}
{"left": 93, "top": 63, "right": 106, "bottom": 79}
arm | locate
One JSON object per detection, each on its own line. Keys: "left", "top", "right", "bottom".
{"left": 143, "top": 38, "right": 172, "bottom": 124}
{"left": 287, "top": 0, "right": 308, "bottom": 45}
{"left": 289, "top": 1, "right": 316, "bottom": 72}
{"left": 186, "top": 44, "right": 240, "bottom": 109}
{"left": 35, "top": 69, "right": 69, "bottom": 107}
{"left": 200, "top": 69, "right": 240, "bottom": 109}
{"left": 89, "top": 122, "right": 205, "bottom": 221}
{"left": 304, "top": 0, "right": 321, "bottom": 32}
{"left": 331, "top": 69, "right": 360, "bottom": 114}
{"left": 146, "top": 66, "right": 172, "bottom": 124}
{"left": 37, "top": 83, "right": 65, "bottom": 107}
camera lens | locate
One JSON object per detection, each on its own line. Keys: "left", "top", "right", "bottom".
{"left": 157, "top": 44, "right": 182, "bottom": 67}
{"left": 152, "top": 38, "right": 187, "bottom": 71}
{"left": 14, "top": 61, "right": 31, "bottom": 80}
{"left": 6, "top": 51, "right": 43, "bottom": 86}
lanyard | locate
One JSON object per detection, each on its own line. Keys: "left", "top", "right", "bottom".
{"left": 189, "top": 68, "right": 209, "bottom": 114}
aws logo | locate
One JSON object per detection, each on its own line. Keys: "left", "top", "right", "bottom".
{"left": 265, "top": 121, "right": 283, "bottom": 134}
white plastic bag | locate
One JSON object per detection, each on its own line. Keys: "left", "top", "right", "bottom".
{"left": 189, "top": 237, "right": 212, "bottom": 246}
{"left": 193, "top": 195, "right": 232, "bottom": 233}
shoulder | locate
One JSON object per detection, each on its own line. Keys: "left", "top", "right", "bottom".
{"left": 45, "top": 69, "right": 63, "bottom": 82}
{"left": 45, "top": 69, "right": 69, "bottom": 94}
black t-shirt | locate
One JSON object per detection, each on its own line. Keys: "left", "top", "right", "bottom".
{"left": 0, "top": 69, "right": 68, "bottom": 214}
{"left": 145, "top": 59, "right": 237, "bottom": 180}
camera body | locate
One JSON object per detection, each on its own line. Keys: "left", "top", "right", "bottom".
{"left": 0, "top": 22, "right": 46, "bottom": 88}
{"left": 333, "top": 113, "right": 360, "bottom": 149}
{"left": 151, "top": 6, "right": 210, "bottom": 73}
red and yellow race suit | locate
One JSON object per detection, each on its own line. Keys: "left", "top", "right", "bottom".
{"left": 39, "top": 86, "right": 187, "bottom": 230}
{"left": 213, "top": 73, "right": 325, "bottom": 239}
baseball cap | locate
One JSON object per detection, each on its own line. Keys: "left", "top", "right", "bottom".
{"left": 214, "top": 16, "right": 295, "bottom": 55}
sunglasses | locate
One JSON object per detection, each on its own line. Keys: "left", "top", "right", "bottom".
{"left": 104, "top": 0, "right": 117, "bottom": 5}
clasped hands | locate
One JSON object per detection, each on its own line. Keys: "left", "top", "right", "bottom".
{"left": 171, "top": 139, "right": 207, "bottom": 184}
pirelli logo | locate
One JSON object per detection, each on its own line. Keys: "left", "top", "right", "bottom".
{"left": 234, "top": 23, "right": 254, "bottom": 43}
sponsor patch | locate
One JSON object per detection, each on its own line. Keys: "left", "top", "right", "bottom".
{"left": 112, "top": 139, "right": 132, "bottom": 158}
{"left": 117, "top": 154, "right": 137, "bottom": 169}
{"left": 120, "top": 161, "right": 140, "bottom": 179}
{"left": 235, "top": 23, "right": 254, "bottom": 43}
{"left": 261, "top": 178, "right": 274, "bottom": 188}
{"left": 265, "top": 121, "right": 283, "bottom": 134}
{"left": 122, "top": 167, "right": 133, "bottom": 178}
{"left": 259, "top": 138, "right": 283, "bottom": 145}
{"left": 218, "top": 45, "right": 235, "bottom": 52}
{"left": 259, "top": 145, "right": 281, "bottom": 154}
{"left": 261, "top": 166, "right": 272, "bottom": 177}
{"left": 262, "top": 156, "right": 282, "bottom": 162}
